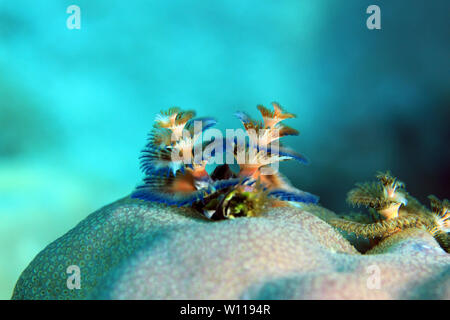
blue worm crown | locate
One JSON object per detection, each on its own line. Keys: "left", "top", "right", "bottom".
{"left": 131, "top": 103, "right": 319, "bottom": 211}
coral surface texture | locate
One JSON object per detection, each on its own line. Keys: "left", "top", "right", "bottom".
{"left": 12, "top": 197, "right": 450, "bottom": 299}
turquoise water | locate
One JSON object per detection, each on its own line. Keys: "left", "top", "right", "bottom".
{"left": 1, "top": 1, "right": 449, "bottom": 298}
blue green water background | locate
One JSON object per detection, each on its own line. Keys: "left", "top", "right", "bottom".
{"left": 0, "top": 0, "right": 449, "bottom": 298}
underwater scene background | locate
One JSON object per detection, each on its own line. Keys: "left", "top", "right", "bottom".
{"left": 0, "top": 0, "right": 449, "bottom": 298}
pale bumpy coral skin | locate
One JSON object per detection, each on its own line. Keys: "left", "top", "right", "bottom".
{"left": 12, "top": 197, "right": 450, "bottom": 299}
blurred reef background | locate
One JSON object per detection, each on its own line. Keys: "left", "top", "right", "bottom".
{"left": 0, "top": 0, "right": 449, "bottom": 299}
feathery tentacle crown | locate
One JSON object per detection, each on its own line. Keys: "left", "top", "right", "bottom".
{"left": 346, "top": 171, "right": 407, "bottom": 219}
{"left": 428, "top": 195, "right": 450, "bottom": 235}
{"left": 330, "top": 171, "right": 449, "bottom": 252}
{"left": 131, "top": 103, "right": 319, "bottom": 220}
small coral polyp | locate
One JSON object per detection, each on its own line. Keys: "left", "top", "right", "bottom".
{"left": 131, "top": 102, "right": 319, "bottom": 220}
{"left": 330, "top": 171, "right": 450, "bottom": 252}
